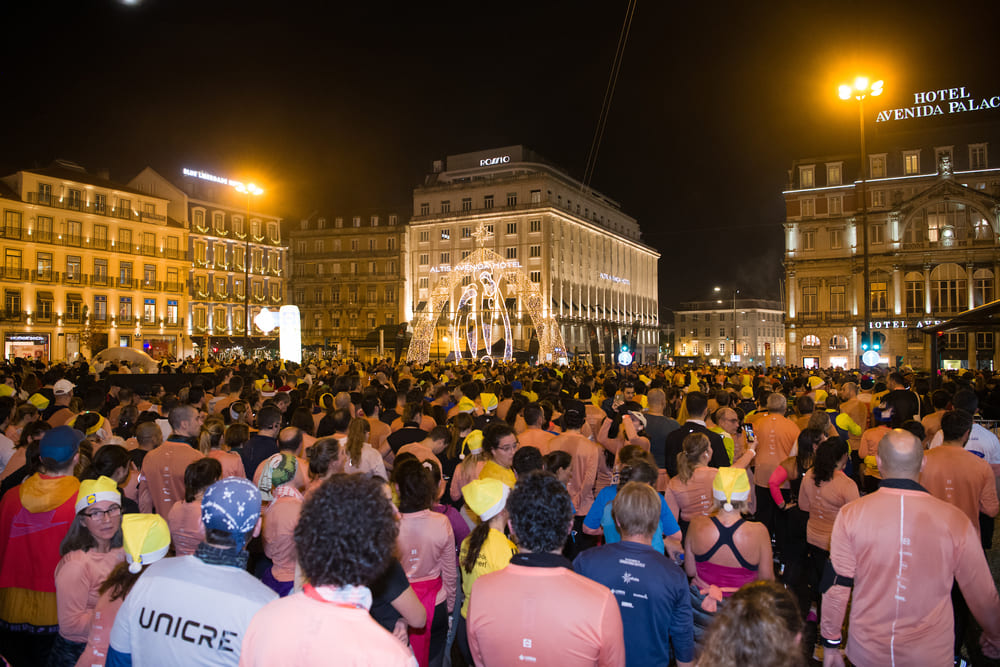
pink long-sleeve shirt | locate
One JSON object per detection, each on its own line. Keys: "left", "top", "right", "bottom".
{"left": 797, "top": 468, "right": 859, "bottom": 551}
{"left": 752, "top": 414, "right": 799, "bottom": 488}
{"left": 54, "top": 548, "right": 124, "bottom": 643}
{"left": 207, "top": 449, "right": 247, "bottom": 479}
{"left": 138, "top": 441, "right": 202, "bottom": 516}
{"left": 262, "top": 495, "right": 302, "bottom": 582}
{"left": 397, "top": 509, "right": 457, "bottom": 612}
{"left": 74, "top": 590, "right": 124, "bottom": 667}
{"left": 822, "top": 483, "right": 1000, "bottom": 666}
{"left": 166, "top": 499, "right": 206, "bottom": 556}
{"left": 549, "top": 432, "right": 601, "bottom": 516}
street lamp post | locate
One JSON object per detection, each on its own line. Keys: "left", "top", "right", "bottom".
{"left": 235, "top": 183, "right": 263, "bottom": 360}
{"left": 839, "top": 77, "right": 884, "bottom": 367}
{"left": 715, "top": 286, "right": 740, "bottom": 366}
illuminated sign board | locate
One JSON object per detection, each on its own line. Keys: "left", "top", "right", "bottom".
{"left": 599, "top": 273, "right": 631, "bottom": 285}
{"left": 429, "top": 260, "right": 522, "bottom": 274}
{"left": 869, "top": 319, "right": 942, "bottom": 329}
{"left": 182, "top": 168, "right": 246, "bottom": 189}
{"left": 876, "top": 86, "right": 1000, "bottom": 123}
{"left": 479, "top": 155, "right": 511, "bottom": 167}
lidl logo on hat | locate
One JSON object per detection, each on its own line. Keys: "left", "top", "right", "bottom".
{"left": 86, "top": 494, "right": 96, "bottom": 505}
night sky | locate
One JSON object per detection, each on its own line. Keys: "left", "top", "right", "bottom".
{"left": 4, "top": 0, "right": 1000, "bottom": 310}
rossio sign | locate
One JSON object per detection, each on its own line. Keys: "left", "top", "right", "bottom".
{"left": 479, "top": 155, "right": 511, "bottom": 166}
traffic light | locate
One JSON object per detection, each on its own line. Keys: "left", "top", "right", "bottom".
{"left": 861, "top": 332, "right": 870, "bottom": 351}
{"left": 872, "top": 333, "right": 884, "bottom": 351}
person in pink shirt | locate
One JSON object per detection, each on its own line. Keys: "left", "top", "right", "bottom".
{"left": 166, "top": 457, "right": 221, "bottom": 556}
{"left": 467, "top": 471, "right": 625, "bottom": 667}
{"left": 821, "top": 429, "right": 1000, "bottom": 667}
{"left": 202, "top": 418, "right": 246, "bottom": 479}
{"left": 136, "top": 405, "right": 204, "bottom": 516}
{"left": 394, "top": 457, "right": 456, "bottom": 667}
{"left": 341, "top": 418, "right": 388, "bottom": 480}
{"left": 74, "top": 513, "right": 170, "bottom": 667}
{"left": 303, "top": 437, "right": 340, "bottom": 498}
{"left": 239, "top": 474, "right": 417, "bottom": 666}
{"left": 260, "top": 452, "right": 304, "bottom": 597}
{"left": 796, "top": 437, "right": 857, "bottom": 624}
{"left": 517, "top": 402, "right": 557, "bottom": 454}
{"left": 751, "top": 393, "right": 800, "bottom": 544}
{"left": 51, "top": 477, "right": 125, "bottom": 667}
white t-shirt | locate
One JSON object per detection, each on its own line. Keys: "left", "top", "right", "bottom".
{"left": 109, "top": 554, "right": 277, "bottom": 666}
{"left": 928, "top": 422, "right": 1000, "bottom": 464}
{"left": 0, "top": 433, "right": 15, "bottom": 471}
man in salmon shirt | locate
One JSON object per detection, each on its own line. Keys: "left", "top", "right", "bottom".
{"left": 821, "top": 429, "right": 1000, "bottom": 667}
{"left": 467, "top": 471, "right": 625, "bottom": 666}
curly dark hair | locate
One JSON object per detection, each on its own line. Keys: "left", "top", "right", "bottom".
{"left": 812, "top": 437, "right": 849, "bottom": 486}
{"left": 294, "top": 474, "right": 398, "bottom": 587}
{"left": 696, "top": 581, "right": 803, "bottom": 667}
{"left": 512, "top": 446, "right": 544, "bottom": 477}
{"left": 507, "top": 470, "right": 573, "bottom": 553}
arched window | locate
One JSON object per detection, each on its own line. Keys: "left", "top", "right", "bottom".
{"left": 930, "top": 263, "right": 967, "bottom": 314}
{"left": 802, "top": 334, "right": 821, "bottom": 349}
{"left": 973, "top": 268, "right": 994, "bottom": 307}
{"left": 829, "top": 335, "right": 848, "bottom": 350}
{"left": 904, "top": 201, "right": 996, "bottom": 247}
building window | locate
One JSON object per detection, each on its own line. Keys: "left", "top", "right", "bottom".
{"left": 93, "top": 295, "right": 106, "bottom": 321}
{"left": 144, "top": 265, "right": 156, "bottom": 286}
{"left": 167, "top": 300, "right": 178, "bottom": 325}
{"left": 530, "top": 189, "right": 541, "bottom": 204}
{"left": 905, "top": 277, "right": 924, "bottom": 314}
{"left": 119, "top": 297, "right": 132, "bottom": 321}
{"left": 369, "top": 239, "right": 377, "bottom": 251}
{"left": 800, "top": 199, "right": 814, "bottom": 217}
{"left": 385, "top": 287, "right": 395, "bottom": 303}
{"left": 530, "top": 219, "right": 541, "bottom": 233}
{"left": 35, "top": 215, "right": 52, "bottom": 242}
{"left": 367, "top": 287, "right": 377, "bottom": 304}
{"left": 420, "top": 202, "right": 430, "bottom": 215}
{"left": 903, "top": 150, "right": 920, "bottom": 175}
{"left": 3, "top": 210, "right": 20, "bottom": 239}
{"left": 37, "top": 183, "right": 52, "bottom": 205}
{"left": 368, "top": 261, "right": 376, "bottom": 274}
{"left": 351, "top": 239, "right": 360, "bottom": 251}
{"left": 36, "top": 252, "right": 53, "bottom": 279}
{"left": 830, "top": 284, "right": 846, "bottom": 314}
{"left": 530, "top": 271, "right": 541, "bottom": 283}
{"left": 119, "top": 262, "right": 132, "bottom": 287}
{"left": 66, "top": 256, "right": 81, "bottom": 281}
{"left": 977, "top": 332, "right": 994, "bottom": 350}
{"left": 484, "top": 195, "right": 494, "bottom": 209}
{"left": 830, "top": 228, "right": 843, "bottom": 249}
{"left": 506, "top": 247, "right": 517, "bottom": 259}
{"left": 461, "top": 198, "right": 472, "bottom": 212}
{"left": 461, "top": 227, "right": 471, "bottom": 239}
{"left": 828, "top": 197, "right": 842, "bottom": 215}
{"left": 418, "top": 277, "right": 429, "bottom": 289}
{"left": 387, "top": 237, "right": 396, "bottom": 250}
{"left": 870, "top": 224, "right": 884, "bottom": 244}
{"left": 419, "top": 253, "right": 429, "bottom": 266}
{"left": 506, "top": 222, "right": 517, "bottom": 235}
{"left": 419, "top": 231, "right": 429, "bottom": 243}
{"left": 351, "top": 216, "right": 361, "bottom": 228}
{"left": 826, "top": 163, "right": 842, "bottom": 186}
{"left": 529, "top": 245, "right": 541, "bottom": 258}
{"left": 441, "top": 200, "right": 451, "bottom": 213}
{"left": 144, "top": 298, "right": 156, "bottom": 323}
{"left": 440, "top": 252, "right": 450, "bottom": 264}
{"left": 93, "top": 194, "right": 106, "bottom": 215}
{"left": 802, "top": 335, "right": 821, "bottom": 349}
{"left": 719, "top": 342, "right": 726, "bottom": 355}
{"left": 801, "top": 286, "right": 817, "bottom": 313}
{"left": 870, "top": 155, "right": 886, "bottom": 179}
{"left": 871, "top": 190, "right": 886, "bottom": 208}
{"left": 799, "top": 165, "right": 815, "bottom": 188}
{"left": 440, "top": 229, "right": 450, "bottom": 240}
{"left": 507, "top": 193, "right": 517, "bottom": 207}
{"left": 67, "top": 189, "right": 82, "bottom": 211}
{"left": 801, "top": 229, "right": 815, "bottom": 250}
{"left": 36, "top": 292, "right": 52, "bottom": 321}
{"left": 870, "top": 281, "right": 888, "bottom": 313}
{"left": 970, "top": 144, "right": 988, "bottom": 170}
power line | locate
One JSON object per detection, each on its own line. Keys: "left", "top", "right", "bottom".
{"left": 582, "top": 0, "right": 637, "bottom": 190}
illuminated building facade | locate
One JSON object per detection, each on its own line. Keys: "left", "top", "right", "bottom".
{"left": 131, "top": 168, "right": 287, "bottom": 356}
{"left": 674, "top": 300, "right": 785, "bottom": 367}
{"left": 783, "top": 130, "right": 1000, "bottom": 370}
{"left": 407, "top": 146, "right": 660, "bottom": 362}
{"left": 288, "top": 214, "right": 406, "bottom": 356}
{"left": 0, "top": 161, "right": 189, "bottom": 361}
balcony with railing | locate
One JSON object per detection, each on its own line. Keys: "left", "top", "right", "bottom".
{"left": 25, "top": 192, "right": 143, "bottom": 221}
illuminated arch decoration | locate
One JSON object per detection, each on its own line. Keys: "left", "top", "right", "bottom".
{"left": 407, "top": 225, "right": 566, "bottom": 364}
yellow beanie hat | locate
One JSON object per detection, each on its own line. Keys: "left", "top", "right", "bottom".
{"left": 28, "top": 392, "right": 50, "bottom": 410}
{"left": 76, "top": 476, "right": 122, "bottom": 514}
{"left": 461, "top": 430, "right": 484, "bottom": 459}
{"left": 122, "top": 513, "right": 171, "bottom": 573}
{"left": 712, "top": 467, "right": 751, "bottom": 512}
{"left": 462, "top": 478, "right": 510, "bottom": 521}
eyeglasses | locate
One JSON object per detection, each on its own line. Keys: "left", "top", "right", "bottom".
{"left": 496, "top": 444, "right": 517, "bottom": 453}
{"left": 83, "top": 506, "right": 122, "bottom": 521}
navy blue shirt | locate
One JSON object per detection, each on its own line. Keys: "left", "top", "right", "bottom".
{"left": 574, "top": 540, "right": 694, "bottom": 666}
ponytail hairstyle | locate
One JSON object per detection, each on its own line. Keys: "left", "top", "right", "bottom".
{"left": 307, "top": 437, "right": 340, "bottom": 480}
{"left": 812, "top": 437, "right": 849, "bottom": 486}
{"left": 345, "top": 418, "right": 370, "bottom": 467}
{"left": 796, "top": 428, "right": 825, "bottom": 473}
{"left": 676, "top": 432, "right": 711, "bottom": 484}
{"left": 199, "top": 418, "right": 225, "bottom": 454}
{"left": 446, "top": 412, "right": 475, "bottom": 460}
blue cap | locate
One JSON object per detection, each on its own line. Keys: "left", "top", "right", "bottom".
{"left": 39, "top": 425, "right": 84, "bottom": 464}
{"left": 201, "top": 478, "right": 261, "bottom": 548}
{"left": 512, "top": 380, "right": 523, "bottom": 391}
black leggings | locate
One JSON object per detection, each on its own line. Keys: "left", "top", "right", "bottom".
{"left": 428, "top": 600, "right": 449, "bottom": 667}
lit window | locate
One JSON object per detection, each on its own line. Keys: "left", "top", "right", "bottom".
{"left": 903, "top": 150, "right": 920, "bottom": 175}
{"left": 799, "top": 165, "right": 815, "bottom": 188}
{"left": 826, "top": 163, "right": 842, "bottom": 186}
{"left": 869, "top": 155, "right": 886, "bottom": 178}
{"left": 441, "top": 229, "right": 450, "bottom": 240}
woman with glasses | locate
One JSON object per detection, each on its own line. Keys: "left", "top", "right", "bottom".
{"left": 478, "top": 422, "right": 518, "bottom": 489}
{"left": 50, "top": 476, "right": 125, "bottom": 666}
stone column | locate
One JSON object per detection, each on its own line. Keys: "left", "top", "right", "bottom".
{"left": 924, "top": 263, "right": 933, "bottom": 315}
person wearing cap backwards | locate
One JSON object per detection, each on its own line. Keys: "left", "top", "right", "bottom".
{"left": 0, "top": 424, "right": 84, "bottom": 666}
{"left": 107, "top": 478, "right": 277, "bottom": 667}
{"left": 820, "top": 429, "right": 1000, "bottom": 667}
{"left": 136, "top": 404, "right": 204, "bottom": 517}
{"left": 74, "top": 514, "right": 170, "bottom": 667}
{"left": 467, "top": 471, "right": 625, "bottom": 666}
{"left": 684, "top": 467, "right": 773, "bottom": 645}
{"left": 240, "top": 474, "right": 417, "bottom": 666}
{"left": 50, "top": 476, "right": 125, "bottom": 666}
{"left": 454, "top": 478, "right": 516, "bottom": 664}
{"left": 46, "top": 379, "right": 78, "bottom": 428}
{"left": 575, "top": 482, "right": 694, "bottom": 667}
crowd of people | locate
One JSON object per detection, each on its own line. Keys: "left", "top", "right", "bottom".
{"left": 0, "top": 354, "right": 999, "bottom": 666}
